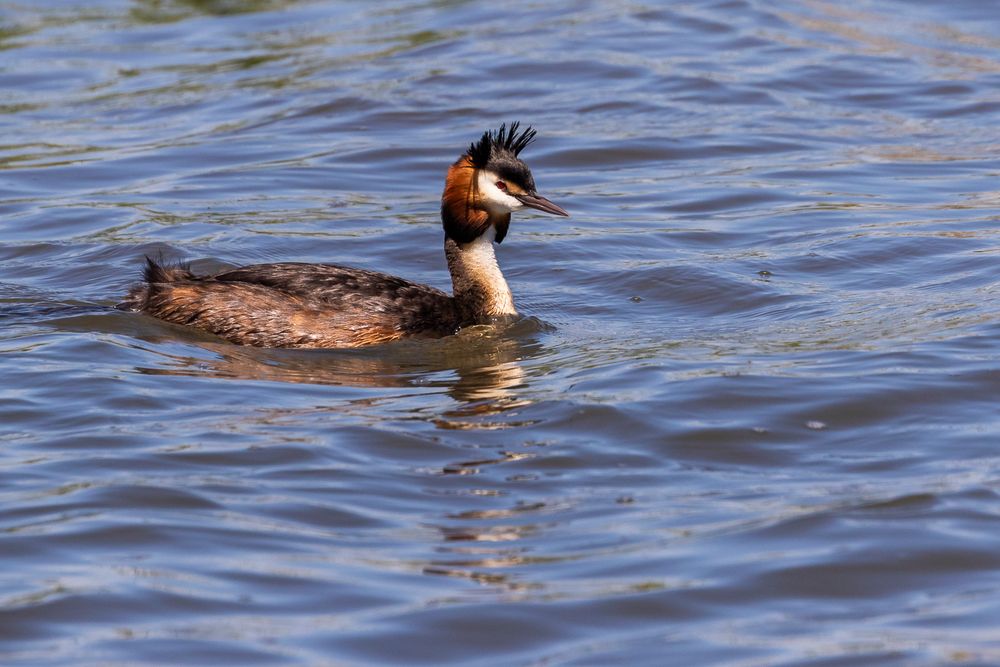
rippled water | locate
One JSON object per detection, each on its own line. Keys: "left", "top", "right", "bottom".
{"left": 3, "top": 1, "right": 1000, "bottom": 664}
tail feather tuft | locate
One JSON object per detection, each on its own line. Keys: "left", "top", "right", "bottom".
{"left": 116, "top": 256, "right": 195, "bottom": 312}
{"left": 143, "top": 256, "right": 195, "bottom": 284}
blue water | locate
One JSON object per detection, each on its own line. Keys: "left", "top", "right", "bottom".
{"left": 2, "top": 1, "right": 1000, "bottom": 664}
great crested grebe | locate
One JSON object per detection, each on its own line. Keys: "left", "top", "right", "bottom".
{"left": 118, "top": 122, "right": 568, "bottom": 348}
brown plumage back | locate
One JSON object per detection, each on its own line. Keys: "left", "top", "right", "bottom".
{"left": 117, "top": 258, "right": 460, "bottom": 348}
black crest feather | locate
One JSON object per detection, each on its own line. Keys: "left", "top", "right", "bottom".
{"left": 467, "top": 121, "right": 537, "bottom": 169}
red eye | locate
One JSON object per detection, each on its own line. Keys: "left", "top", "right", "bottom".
{"left": 495, "top": 180, "right": 507, "bottom": 191}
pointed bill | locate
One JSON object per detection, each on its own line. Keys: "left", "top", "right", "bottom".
{"left": 514, "top": 192, "right": 569, "bottom": 217}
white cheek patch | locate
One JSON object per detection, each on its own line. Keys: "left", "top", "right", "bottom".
{"left": 477, "top": 170, "right": 523, "bottom": 214}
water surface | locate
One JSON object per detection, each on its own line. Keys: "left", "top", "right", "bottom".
{"left": 2, "top": 1, "right": 1000, "bottom": 665}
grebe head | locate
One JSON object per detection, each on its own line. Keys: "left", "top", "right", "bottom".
{"left": 441, "top": 122, "right": 568, "bottom": 245}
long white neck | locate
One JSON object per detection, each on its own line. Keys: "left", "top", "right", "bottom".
{"left": 445, "top": 226, "right": 516, "bottom": 324}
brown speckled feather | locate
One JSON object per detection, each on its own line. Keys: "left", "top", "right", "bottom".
{"left": 120, "top": 259, "right": 459, "bottom": 348}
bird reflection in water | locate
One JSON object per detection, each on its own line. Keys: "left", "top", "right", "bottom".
{"left": 423, "top": 499, "right": 556, "bottom": 593}
{"left": 127, "top": 318, "right": 558, "bottom": 595}
{"left": 131, "top": 318, "right": 544, "bottom": 415}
